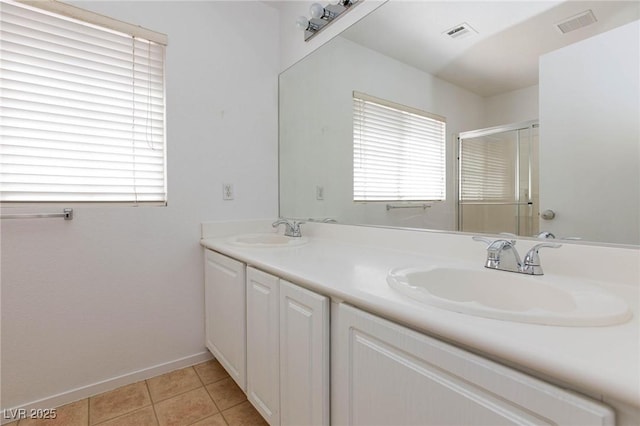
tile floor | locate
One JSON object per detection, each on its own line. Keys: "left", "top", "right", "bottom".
{"left": 6, "top": 360, "right": 268, "bottom": 426}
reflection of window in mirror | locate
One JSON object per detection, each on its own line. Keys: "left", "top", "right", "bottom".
{"left": 352, "top": 91, "right": 446, "bottom": 202}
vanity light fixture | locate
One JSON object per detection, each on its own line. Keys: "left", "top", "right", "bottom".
{"left": 296, "top": 0, "right": 360, "bottom": 41}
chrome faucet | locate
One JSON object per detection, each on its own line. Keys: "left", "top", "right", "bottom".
{"left": 535, "top": 231, "right": 582, "bottom": 241}
{"left": 272, "top": 218, "right": 305, "bottom": 237}
{"left": 473, "top": 236, "right": 561, "bottom": 275}
{"left": 535, "top": 231, "right": 556, "bottom": 239}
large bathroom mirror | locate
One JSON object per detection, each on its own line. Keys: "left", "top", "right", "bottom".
{"left": 279, "top": 1, "right": 640, "bottom": 246}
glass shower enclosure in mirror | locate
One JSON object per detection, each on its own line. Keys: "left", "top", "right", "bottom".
{"left": 279, "top": 1, "right": 640, "bottom": 246}
{"left": 458, "top": 121, "right": 538, "bottom": 238}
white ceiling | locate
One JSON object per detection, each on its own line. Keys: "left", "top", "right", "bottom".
{"left": 340, "top": 1, "right": 640, "bottom": 97}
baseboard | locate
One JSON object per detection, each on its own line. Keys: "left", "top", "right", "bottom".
{"left": 1, "top": 351, "right": 213, "bottom": 425}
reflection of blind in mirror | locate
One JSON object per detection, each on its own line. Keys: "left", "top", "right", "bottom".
{"left": 460, "top": 135, "right": 515, "bottom": 201}
{"left": 353, "top": 92, "right": 446, "bottom": 202}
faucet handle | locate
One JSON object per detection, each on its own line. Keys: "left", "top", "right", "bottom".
{"left": 522, "top": 242, "right": 561, "bottom": 274}
{"left": 473, "top": 236, "right": 516, "bottom": 250}
{"left": 528, "top": 241, "right": 562, "bottom": 251}
{"left": 472, "top": 236, "right": 494, "bottom": 246}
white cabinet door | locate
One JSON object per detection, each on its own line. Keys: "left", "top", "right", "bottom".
{"left": 246, "top": 267, "right": 280, "bottom": 425}
{"left": 333, "top": 303, "right": 614, "bottom": 426}
{"left": 279, "top": 280, "right": 330, "bottom": 426}
{"left": 204, "top": 250, "right": 246, "bottom": 391}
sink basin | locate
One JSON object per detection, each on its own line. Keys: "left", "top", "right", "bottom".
{"left": 227, "top": 233, "right": 309, "bottom": 248}
{"left": 387, "top": 266, "right": 631, "bottom": 326}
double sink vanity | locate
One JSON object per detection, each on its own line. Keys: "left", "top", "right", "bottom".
{"left": 200, "top": 219, "right": 639, "bottom": 425}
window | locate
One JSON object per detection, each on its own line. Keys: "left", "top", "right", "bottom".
{"left": 0, "top": 0, "right": 167, "bottom": 204}
{"left": 353, "top": 91, "right": 446, "bottom": 202}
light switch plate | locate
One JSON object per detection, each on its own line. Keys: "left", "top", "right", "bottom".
{"left": 223, "top": 183, "right": 234, "bottom": 200}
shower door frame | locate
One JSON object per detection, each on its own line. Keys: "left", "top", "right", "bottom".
{"left": 457, "top": 119, "right": 539, "bottom": 235}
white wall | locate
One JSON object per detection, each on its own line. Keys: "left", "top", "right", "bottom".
{"left": 0, "top": 0, "right": 279, "bottom": 412}
{"left": 280, "top": 36, "right": 485, "bottom": 230}
{"left": 539, "top": 20, "right": 640, "bottom": 245}
{"left": 483, "top": 85, "right": 539, "bottom": 128}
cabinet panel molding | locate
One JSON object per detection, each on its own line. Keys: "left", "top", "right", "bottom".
{"left": 247, "top": 267, "right": 281, "bottom": 425}
{"left": 204, "top": 250, "right": 246, "bottom": 391}
{"left": 333, "top": 303, "right": 614, "bottom": 426}
{"left": 280, "top": 280, "right": 330, "bottom": 426}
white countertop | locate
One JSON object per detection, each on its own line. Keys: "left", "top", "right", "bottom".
{"left": 200, "top": 222, "right": 640, "bottom": 409}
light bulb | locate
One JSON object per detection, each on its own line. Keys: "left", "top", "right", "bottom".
{"left": 309, "top": 3, "right": 325, "bottom": 19}
{"left": 296, "top": 16, "right": 310, "bottom": 31}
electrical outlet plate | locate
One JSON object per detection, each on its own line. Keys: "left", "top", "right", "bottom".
{"left": 223, "top": 183, "right": 234, "bottom": 200}
{"left": 316, "top": 185, "right": 324, "bottom": 200}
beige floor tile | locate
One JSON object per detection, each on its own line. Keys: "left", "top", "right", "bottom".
{"left": 189, "top": 413, "right": 227, "bottom": 426}
{"left": 153, "top": 387, "right": 218, "bottom": 426}
{"left": 89, "top": 381, "right": 151, "bottom": 425}
{"left": 146, "top": 367, "right": 202, "bottom": 403}
{"left": 205, "top": 378, "right": 246, "bottom": 411}
{"left": 93, "top": 406, "right": 157, "bottom": 426}
{"left": 18, "top": 399, "right": 89, "bottom": 426}
{"left": 193, "top": 360, "right": 229, "bottom": 386}
{"left": 221, "top": 401, "right": 267, "bottom": 426}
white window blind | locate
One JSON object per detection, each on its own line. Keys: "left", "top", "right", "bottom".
{"left": 459, "top": 135, "right": 515, "bottom": 201}
{"left": 353, "top": 91, "right": 446, "bottom": 202}
{"left": 0, "top": 0, "right": 167, "bottom": 204}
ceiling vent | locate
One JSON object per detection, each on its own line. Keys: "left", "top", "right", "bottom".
{"left": 443, "top": 22, "right": 477, "bottom": 40}
{"left": 555, "top": 10, "right": 597, "bottom": 34}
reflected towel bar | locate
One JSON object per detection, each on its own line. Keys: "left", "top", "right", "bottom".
{"left": 1, "top": 208, "right": 73, "bottom": 220}
{"left": 459, "top": 201, "right": 533, "bottom": 206}
{"left": 386, "top": 203, "right": 431, "bottom": 211}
